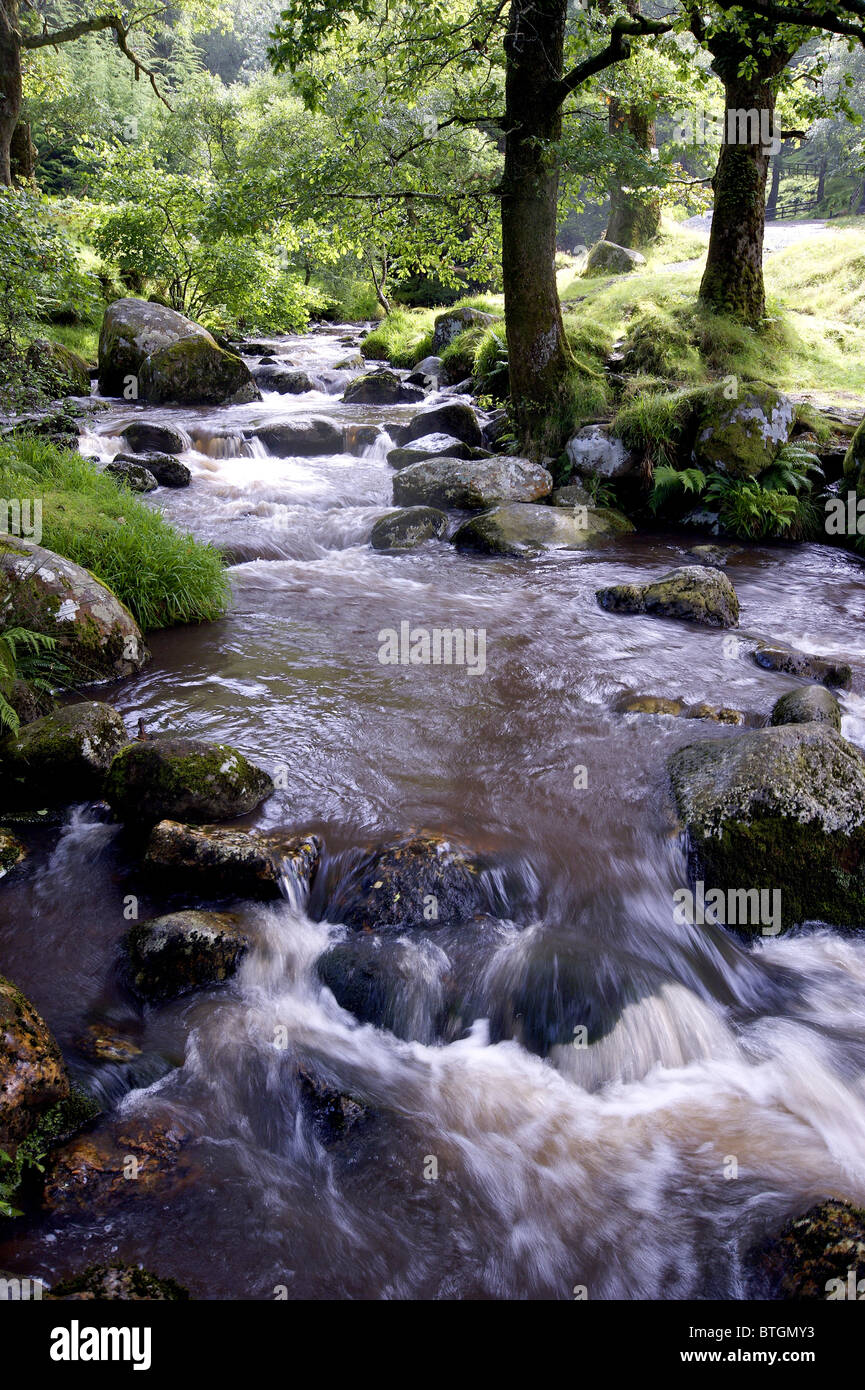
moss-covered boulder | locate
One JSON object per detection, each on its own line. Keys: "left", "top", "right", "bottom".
{"left": 139, "top": 336, "right": 259, "bottom": 407}
{"left": 394, "top": 457, "right": 552, "bottom": 510}
{"left": 370, "top": 507, "right": 449, "bottom": 551}
{"left": 113, "top": 451, "right": 190, "bottom": 487}
{"left": 584, "top": 241, "right": 646, "bottom": 276}
{"left": 342, "top": 369, "right": 424, "bottom": 405}
{"left": 551, "top": 482, "right": 594, "bottom": 508}
{"left": 124, "top": 910, "right": 250, "bottom": 1001}
{"left": 0, "top": 701, "right": 128, "bottom": 809}
{"left": 104, "top": 458, "right": 157, "bottom": 492}
{"left": 597, "top": 565, "right": 739, "bottom": 628}
{"left": 693, "top": 381, "right": 795, "bottom": 478}
{"left": 0, "top": 974, "right": 69, "bottom": 1149}
{"left": 387, "top": 433, "right": 490, "bottom": 470}
{"left": 668, "top": 723, "right": 865, "bottom": 933}
{"left": 771, "top": 685, "right": 842, "bottom": 731}
{"left": 0, "top": 539, "right": 149, "bottom": 684}
{"left": 26, "top": 338, "right": 91, "bottom": 396}
{"left": 453, "top": 501, "right": 633, "bottom": 557}
{"left": 753, "top": 643, "right": 852, "bottom": 690}
{"left": 398, "top": 402, "right": 483, "bottom": 449}
{"left": 99, "top": 298, "right": 259, "bottom": 406}
{"left": 757, "top": 1199, "right": 865, "bottom": 1300}
{"left": 843, "top": 414, "right": 865, "bottom": 497}
{"left": 431, "top": 307, "right": 496, "bottom": 355}
{"left": 51, "top": 1264, "right": 189, "bottom": 1301}
{"left": 105, "top": 737, "right": 273, "bottom": 826}
{"left": 143, "top": 819, "right": 321, "bottom": 899}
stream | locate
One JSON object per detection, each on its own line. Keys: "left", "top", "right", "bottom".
{"left": 3, "top": 327, "right": 865, "bottom": 1299}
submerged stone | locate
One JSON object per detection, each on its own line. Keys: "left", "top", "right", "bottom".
{"left": 597, "top": 565, "right": 739, "bottom": 629}
{"left": 124, "top": 909, "right": 250, "bottom": 1001}
{"left": 453, "top": 502, "right": 633, "bottom": 556}
{"left": 753, "top": 644, "right": 853, "bottom": 690}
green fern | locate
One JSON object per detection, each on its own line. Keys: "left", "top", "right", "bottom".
{"left": 649, "top": 465, "right": 707, "bottom": 514}
{"left": 704, "top": 475, "right": 807, "bottom": 539}
{"left": 761, "top": 442, "right": 824, "bottom": 495}
{"left": 0, "top": 627, "right": 59, "bottom": 736}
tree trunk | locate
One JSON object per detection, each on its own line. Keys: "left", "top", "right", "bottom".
{"left": 765, "top": 150, "right": 782, "bottom": 221}
{"left": 816, "top": 154, "right": 827, "bottom": 205}
{"left": 605, "top": 101, "right": 661, "bottom": 247}
{"left": 501, "top": 0, "right": 573, "bottom": 457}
{"left": 0, "top": 0, "right": 23, "bottom": 187}
{"left": 698, "top": 25, "right": 795, "bottom": 325}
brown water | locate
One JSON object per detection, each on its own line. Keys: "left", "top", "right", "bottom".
{"left": 3, "top": 329, "right": 865, "bottom": 1299}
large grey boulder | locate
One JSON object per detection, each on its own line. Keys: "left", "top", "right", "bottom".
{"left": 387, "top": 433, "right": 490, "bottom": 470}
{"left": 431, "top": 307, "right": 497, "bottom": 355}
{"left": 104, "top": 458, "right": 157, "bottom": 492}
{"left": 371, "top": 507, "right": 449, "bottom": 551}
{"left": 120, "top": 421, "right": 186, "bottom": 455}
{"left": 453, "top": 502, "right": 634, "bottom": 557}
{"left": 342, "top": 369, "right": 424, "bottom": 405}
{"left": 0, "top": 538, "right": 148, "bottom": 683}
{"left": 249, "top": 417, "right": 344, "bottom": 456}
{"left": 693, "top": 381, "right": 795, "bottom": 478}
{"left": 597, "top": 565, "right": 739, "bottom": 629}
{"left": 566, "top": 424, "right": 638, "bottom": 481}
{"left": 393, "top": 457, "right": 552, "bottom": 510}
{"left": 668, "top": 723, "right": 865, "bottom": 932}
{"left": 98, "top": 298, "right": 259, "bottom": 406}
{"left": 585, "top": 241, "right": 646, "bottom": 276}
{"left": 398, "top": 402, "right": 483, "bottom": 449}
{"left": 112, "top": 452, "right": 190, "bottom": 487}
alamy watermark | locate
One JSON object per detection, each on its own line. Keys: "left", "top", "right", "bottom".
{"left": 674, "top": 880, "right": 782, "bottom": 936}
{"left": 0, "top": 498, "right": 42, "bottom": 546}
{"left": 825, "top": 491, "right": 865, "bottom": 537}
{"left": 378, "top": 621, "right": 487, "bottom": 675}
{"left": 672, "top": 105, "right": 781, "bottom": 157}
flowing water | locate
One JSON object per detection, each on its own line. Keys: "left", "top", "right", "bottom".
{"left": 3, "top": 328, "right": 865, "bottom": 1299}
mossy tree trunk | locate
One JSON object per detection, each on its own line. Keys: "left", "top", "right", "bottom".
{"left": 0, "top": 0, "right": 22, "bottom": 187}
{"left": 605, "top": 101, "right": 661, "bottom": 247}
{"left": 698, "top": 27, "right": 796, "bottom": 325}
{"left": 501, "top": 0, "right": 574, "bottom": 457}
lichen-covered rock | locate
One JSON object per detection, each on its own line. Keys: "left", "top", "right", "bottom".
{"left": 26, "top": 338, "right": 91, "bottom": 396}
{"left": 99, "top": 298, "right": 258, "bottom": 405}
{"left": 105, "top": 736, "right": 272, "bottom": 826}
{"left": 112, "top": 451, "right": 190, "bottom": 488}
{"left": 143, "top": 819, "right": 321, "bottom": 898}
{"left": 120, "top": 420, "right": 186, "bottom": 455}
{"left": 249, "top": 417, "right": 343, "bottom": 456}
{"left": 771, "top": 685, "right": 842, "bottom": 731}
{"left": 104, "top": 458, "right": 157, "bottom": 492}
{"left": 0, "top": 974, "right": 69, "bottom": 1149}
{"left": 668, "top": 723, "right": 865, "bottom": 932}
{"left": 566, "top": 424, "right": 638, "bottom": 481}
{"left": 139, "top": 336, "right": 259, "bottom": 407}
{"left": 0, "top": 830, "right": 26, "bottom": 876}
{"left": 757, "top": 1199, "right": 865, "bottom": 1300}
{"left": 597, "top": 565, "right": 739, "bottom": 628}
{"left": 585, "top": 241, "right": 646, "bottom": 276}
{"left": 394, "top": 457, "right": 552, "bottom": 510}
{"left": 753, "top": 644, "right": 852, "bottom": 690}
{"left": 0, "top": 701, "right": 128, "bottom": 808}
{"left": 551, "top": 482, "right": 593, "bottom": 508}
{"left": 321, "top": 832, "right": 521, "bottom": 932}
{"left": 398, "top": 402, "right": 483, "bottom": 449}
{"left": 0, "top": 539, "right": 149, "bottom": 683}
{"left": 43, "top": 1111, "right": 199, "bottom": 1215}
{"left": 50, "top": 1264, "right": 189, "bottom": 1301}
{"left": 453, "top": 502, "right": 633, "bottom": 557}
{"left": 370, "top": 507, "right": 449, "bottom": 551}
{"left": 431, "top": 307, "right": 496, "bottom": 355}
{"left": 843, "top": 414, "right": 865, "bottom": 497}
{"left": 693, "top": 381, "right": 795, "bottom": 478}
{"left": 342, "top": 369, "right": 424, "bottom": 406}
{"left": 387, "top": 433, "right": 490, "bottom": 470}
{"left": 124, "top": 910, "right": 250, "bottom": 1001}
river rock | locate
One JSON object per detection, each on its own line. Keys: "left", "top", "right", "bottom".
{"left": 566, "top": 424, "right": 637, "bottom": 481}
{"left": 483, "top": 409, "right": 511, "bottom": 451}
{"left": 597, "top": 566, "right": 739, "bottom": 629}
{"left": 0, "top": 701, "right": 128, "bottom": 809}
{"left": 321, "top": 832, "right": 518, "bottom": 932}
{"left": 113, "top": 451, "right": 190, "bottom": 487}
{"left": 0, "top": 974, "right": 69, "bottom": 1149}
{"left": 398, "top": 402, "right": 483, "bottom": 449}
{"left": 250, "top": 417, "right": 343, "bottom": 456}
{"left": 104, "top": 458, "right": 157, "bottom": 492}
{"left": 26, "top": 338, "right": 91, "bottom": 396}
{"left": 585, "top": 241, "right": 646, "bottom": 275}
{"left": 694, "top": 382, "right": 795, "bottom": 478}
{"left": 771, "top": 685, "right": 842, "bottom": 731}
{"left": 105, "top": 737, "right": 273, "bottom": 826}
{"left": 0, "top": 538, "right": 149, "bottom": 683}
{"left": 143, "top": 820, "right": 321, "bottom": 898}
{"left": 551, "top": 482, "right": 593, "bottom": 507}
{"left": 431, "top": 307, "right": 496, "bottom": 355}
{"left": 296, "top": 1062, "right": 369, "bottom": 1145}
{"left": 124, "top": 910, "right": 250, "bottom": 1001}
{"left": 255, "top": 365, "right": 318, "bottom": 393}
{"left": 386, "top": 433, "right": 491, "bottom": 470}
{"left": 99, "top": 298, "right": 258, "bottom": 405}
{"left": 50, "top": 1264, "right": 189, "bottom": 1301}
{"left": 43, "top": 1111, "right": 199, "bottom": 1215}
{"left": 342, "top": 370, "right": 424, "bottom": 405}
{"left": 453, "top": 502, "right": 633, "bottom": 557}
{"left": 756, "top": 1199, "right": 865, "bottom": 1300}
{"left": 406, "top": 355, "right": 443, "bottom": 386}
{"left": 393, "top": 457, "right": 552, "bottom": 510}
{"left": 343, "top": 424, "right": 382, "bottom": 455}
{"left": 687, "top": 543, "right": 742, "bottom": 568}
{"left": 668, "top": 723, "right": 865, "bottom": 932}
{"left": 753, "top": 644, "right": 852, "bottom": 690}
{"left": 120, "top": 421, "right": 186, "bottom": 455}
{"left": 370, "top": 507, "right": 449, "bottom": 551}
{"left": 843, "top": 415, "right": 865, "bottom": 496}
{"left": 0, "top": 830, "right": 26, "bottom": 875}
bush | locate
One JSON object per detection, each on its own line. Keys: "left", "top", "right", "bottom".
{"left": 0, "top": 438, "right": 229, "bottom": 631}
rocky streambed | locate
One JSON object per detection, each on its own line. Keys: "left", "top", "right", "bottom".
{"left": 2, "top": 316, "right": 865, "bottom": 1300}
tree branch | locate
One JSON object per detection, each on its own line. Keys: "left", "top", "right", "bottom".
{"left": 554, "top": 15, "right": 675, "bottom": 106}
{"left": 20, "top": 15, "right": 172, "bottom": 108}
